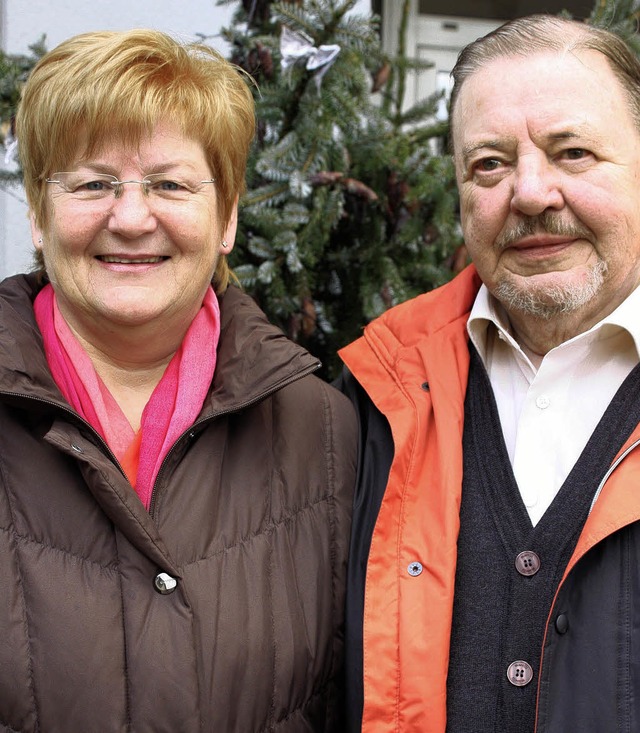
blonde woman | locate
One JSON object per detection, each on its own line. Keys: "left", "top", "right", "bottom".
{"left": 1, "top": 29, "right": 356, "bottom": 732}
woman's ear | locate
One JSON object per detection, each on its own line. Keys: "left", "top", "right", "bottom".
{"left": 220, "top": 197, "right": 239, "bottom": 255}
{"left": 30, "top": 213, "right": 44, "bottom": 251}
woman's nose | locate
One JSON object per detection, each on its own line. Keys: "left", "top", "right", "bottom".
{"left": 106, "top": 184, "right": 157, "bottom": 237}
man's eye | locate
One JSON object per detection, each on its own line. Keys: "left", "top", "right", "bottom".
{"left": 475, "top": 158, "right": 501, "bottom": 172}
{"left": 564, "top": 148, "right": 587, "bottom": 160}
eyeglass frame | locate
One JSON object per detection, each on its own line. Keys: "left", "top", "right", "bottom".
{"left": 44, "top": 172, "right": 217, "bottom": 199}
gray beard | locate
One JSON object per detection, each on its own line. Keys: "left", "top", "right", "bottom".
{"left": 493, "top": 259, "right": 608, "bottom": 320}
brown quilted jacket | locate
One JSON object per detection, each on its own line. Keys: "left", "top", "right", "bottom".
{"left": 0, "top": 274, "right": 356, "bottom": 733}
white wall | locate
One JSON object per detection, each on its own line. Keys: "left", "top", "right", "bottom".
{"left": 0, "top": 0, "right": 371, "bottom": 277}
{"left": 1, "top": 0, "right": 235, "bottom": 54}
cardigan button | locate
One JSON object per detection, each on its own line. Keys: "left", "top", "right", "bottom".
{"left": 154, "top": 572, "right": 178, "bottom": 594}
{"left": 555, "top": 613, "right": 569, "bottom": 634}
{"left": 515, "top": 550, "right": 540, "bottom": 576}
{"left": 507, "top": 660, "right": 533, "bottom": 687}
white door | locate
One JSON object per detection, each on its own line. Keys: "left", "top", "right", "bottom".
{"left": 380, "top": 0, "right": 591, "bottom": 116}
{"left": 414, "top": 16, "right": 502, "bottom": 120}
{"left": 379, "top": 1, "right": 502, "bottom": 116}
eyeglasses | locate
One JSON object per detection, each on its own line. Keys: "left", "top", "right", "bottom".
{"left": 45, "top": 172, "right": 216, "bottom": 202}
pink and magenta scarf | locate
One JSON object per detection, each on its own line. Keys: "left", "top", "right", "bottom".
{"left": 34, "top": 283, "right": 219, "bottom": 510}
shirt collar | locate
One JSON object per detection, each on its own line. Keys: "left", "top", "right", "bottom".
{"left": 467, "top": 282, "right": 640, "bottom": 362}
{"left": 467, "top": 284, "right": 518, "bottom": 363}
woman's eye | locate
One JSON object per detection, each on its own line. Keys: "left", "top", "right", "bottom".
{"left": 83, "top": 180, "right": 109, "bottom": 191}
{"left": 157, "top": 179, "right": 181, "bottom": 190}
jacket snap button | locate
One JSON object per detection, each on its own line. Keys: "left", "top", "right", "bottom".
{"left": 506, "top": 660, "right": 533, "bottom": 687}
{"left": 515, "top": 550, "right": 540, "bottom": 576}
{"left": 71, "top": 443, "right": 83, "bottom": 453}
{"left": 407, "top": 561, "right": 423, "bottom": 576}
{"left": 555, "top": 613, "right": 569, "bottom": 634}
{"left": 154, "top": 572, "right": 178, "bottom": 594}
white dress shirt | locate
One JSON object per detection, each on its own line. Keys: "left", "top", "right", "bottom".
{"left": 467, "top": 285, "right": 640, "bottom": 526}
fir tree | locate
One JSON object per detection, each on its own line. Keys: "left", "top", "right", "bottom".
{"left": 217, "top": 0, "right": 465, "bottom": 378}
{"left": 588, "top": 0, "right": 640, "bottom": 45}
{"left": 218, "top": 0, "right": 640, "bottom": 379}
{"left": 0, "top": 38, "right": 46, "bottom": 187}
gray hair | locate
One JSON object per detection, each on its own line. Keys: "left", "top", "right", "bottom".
{"left": 449, "top": 14, "right": 640, "bottom": 150}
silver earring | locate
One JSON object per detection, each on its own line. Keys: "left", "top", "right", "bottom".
{"left": 38, "top": 238, "right": 43, "bottom": 244}
{"left": 222, "top": 240, "right": 229, "bottom": 249}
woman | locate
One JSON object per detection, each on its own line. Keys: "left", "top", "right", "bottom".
{"left": 1, "top": 30, "right": 356, "bottom": 732}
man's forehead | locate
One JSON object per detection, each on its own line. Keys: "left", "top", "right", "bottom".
{"left": 452, "top": 49, "right": 625, "bottom": 141}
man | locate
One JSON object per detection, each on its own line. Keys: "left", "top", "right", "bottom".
{"left": 339, "top": 14, "right": 640, "bottom": 733}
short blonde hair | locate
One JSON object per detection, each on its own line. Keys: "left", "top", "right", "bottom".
{"left": 16, "top": 29, "right": 256, "bottom": 292}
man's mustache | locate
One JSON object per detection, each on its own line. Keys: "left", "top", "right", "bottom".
{"left": 495, "top": 213, "right": 593, "bottom": 250}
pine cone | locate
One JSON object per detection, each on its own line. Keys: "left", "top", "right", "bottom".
{"left": 256, "top": 43, "right": 274, "bottom": 80}
{"left": 301, "top": 297, "right": 317, "bottom": 337}
{"left": 309, "top": 171, "right": 344, "bottom": 186}
{"left": 386, "top": 171, "right": 408, "bottom": 216}
{"left": 343, "top": 178, "right": 379, "bottom": 203}
{"left": 371, "top": 61, "right": 391, "bottom": 93}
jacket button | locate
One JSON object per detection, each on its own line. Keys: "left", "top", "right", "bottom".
{"left": 507, "top": 660, "right": 533, "bottom": 687}
{"left": 154, "top": 572, "right": 178, "bottom": 594}
{"left": 555, "top": 613, "right": 569, "bottom": 634}
{"left": 407, "top": 561, "right": 423, "bottom": 576}
{"left": 515, "top": 550, "right": 540, "bottom": 576}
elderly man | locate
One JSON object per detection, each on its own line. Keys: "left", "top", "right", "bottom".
{"left": 339, "top": 13, "right": 640, "bottom": 733}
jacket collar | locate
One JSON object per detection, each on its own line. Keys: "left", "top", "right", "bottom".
{"left": 0, "top": 275, "right": 320, "bottom": 416}
{"left": 0, "top": 273, "right": 62, "bottom": 402}
{"left": 339, "top": 265, "right": 482, "bottom": 413}
{"left": 204, "top": 284, "right": 320, "bottom": 416}
{"left": 361, "top": 264, "right": 481, "bottom": 358}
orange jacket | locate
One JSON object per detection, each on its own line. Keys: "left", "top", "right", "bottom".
{"left": 339, "top": 265, "right": 640, "bottom": 732}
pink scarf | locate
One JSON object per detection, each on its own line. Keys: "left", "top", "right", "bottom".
{"left": 34, "top": 283, "right": 219, "bottom": 510}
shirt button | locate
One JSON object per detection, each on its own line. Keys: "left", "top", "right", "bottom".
{"left": 515, "top": 550, "right": 541, "bottom": 576}
{"left": 535, "top": 395, "right": 550, "bottom": 409}
{"left": 507, "top": 660, "right": 534, "bottom": 687}
{"left": 407, "top": 561, "right": 423, "bottom": 576}
{"left": 154, "top": 572, "right": 178, "bottom": 594}
{"left": 555, "top": 613, "right": 569, "bottom": 634}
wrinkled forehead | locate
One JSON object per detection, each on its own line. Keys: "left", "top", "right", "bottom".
{"left": 450, "top": 49, "right": 627, "bottom": 153}
{"left": 58, "top": 120, "right": 206, "bottom": 173}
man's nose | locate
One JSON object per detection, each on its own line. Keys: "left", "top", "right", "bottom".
{"left": 510, "top": 156, "right": 564, "bottom": 217}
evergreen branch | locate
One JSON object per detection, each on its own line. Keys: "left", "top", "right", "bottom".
{"left": 0, "top": 181, "right": 27, "bottom": 204}
{"left": 243, "top": 181, "right": 290, "bottom": 207}
{"left": 392, "top": 0, "right": 411, "bottom": 127}
{"left": 396, "top": 96, "right": 441, "bottom": 126}
{"left": 390, "top": 56, "right": 435, "bottom": 73}
{"left": 402, "top": 131, "right": 450, "bottom": 168}
{"left": 272, "top": 4, "right": 320, "bottom": 38}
